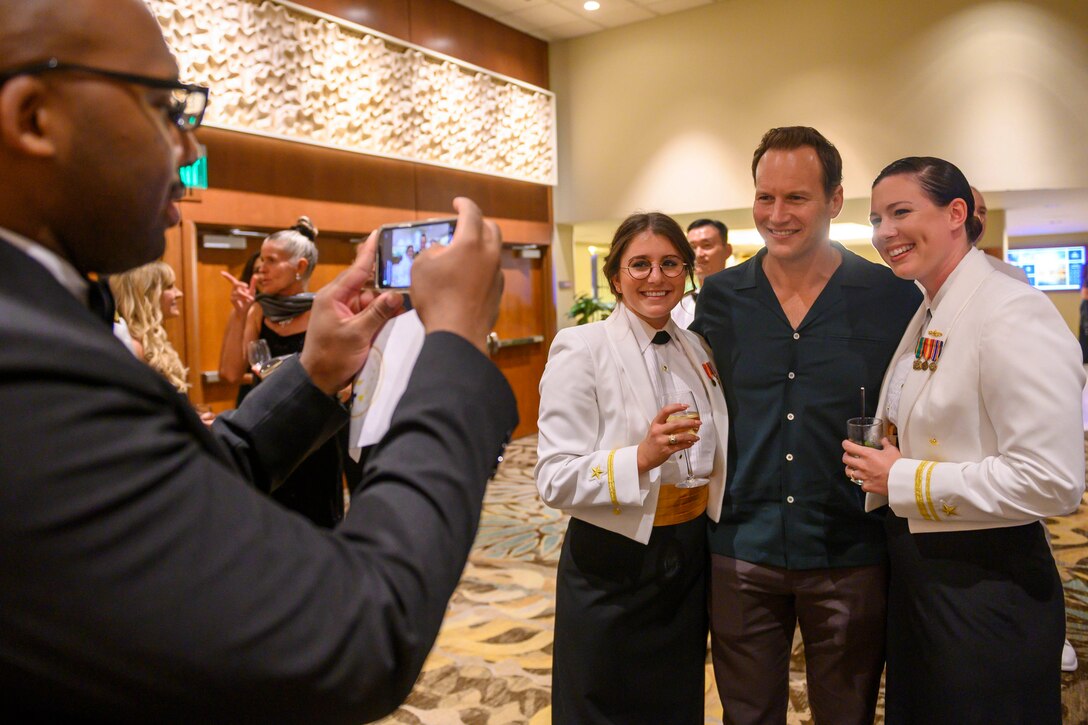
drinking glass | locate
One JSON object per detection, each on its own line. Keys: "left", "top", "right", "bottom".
{"left": 247, "top": 339, "right": 271, "bottom": 376}
{"left": 657, "top": 389, "right": 709, "bottom": 489}
{"left": 846, "top": 416, "right": 884, "bottom": 485}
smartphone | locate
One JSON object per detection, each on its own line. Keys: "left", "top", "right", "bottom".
{"left": 376, "top": 218, "right": 457, "bottom": 289}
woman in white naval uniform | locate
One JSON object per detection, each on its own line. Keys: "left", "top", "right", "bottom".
{"left": 536, "top": 212, "right": 729, "bottom": 724}
{"left": 843, "top": 157, "right": 1085, "bottom": 724}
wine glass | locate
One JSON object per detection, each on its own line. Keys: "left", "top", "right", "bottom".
{"left": 656, "top": 389, "right": 709, "bottom": 489}
{"left": 247, "top": 339, "right": 271, "bottom": 376}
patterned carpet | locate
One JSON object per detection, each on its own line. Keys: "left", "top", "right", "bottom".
{"left": 375, "top": 435, "right": 1088, "bottom": 725}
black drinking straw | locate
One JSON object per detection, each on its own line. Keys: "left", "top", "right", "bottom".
{"left": 860, "top": 387, "right": 866, "bottom": 419}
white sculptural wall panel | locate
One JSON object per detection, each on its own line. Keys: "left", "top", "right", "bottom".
{"left": 146, "top": 0, "right": 556, "bottom": 185}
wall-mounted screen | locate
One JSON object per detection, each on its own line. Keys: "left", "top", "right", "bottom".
{"left": 1005, "top": 246, "right": 1085, "bottom": 291}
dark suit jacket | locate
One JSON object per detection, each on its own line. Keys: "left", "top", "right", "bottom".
{"left": 0, "top": 238, "right": 517, "bottom": 723}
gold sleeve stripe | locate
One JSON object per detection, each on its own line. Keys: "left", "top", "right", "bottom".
{"left": 924, "top": 460, "right": 940, "bottom": 521}
{"left": 607, "top": 449, "right": 620, "bottom": 515}
{"left": 913, "top": 461, "right": 937, "bottom": 521}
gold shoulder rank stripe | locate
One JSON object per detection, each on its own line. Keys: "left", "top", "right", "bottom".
{"left": 607, "top": 449, "right": 620, "bottom": 515}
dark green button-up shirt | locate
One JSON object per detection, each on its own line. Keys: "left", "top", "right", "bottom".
{"left": 692, "top": 243, "right": 920, "bottom": 569}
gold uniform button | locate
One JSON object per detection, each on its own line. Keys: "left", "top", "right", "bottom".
{"left": 929, "top": 438, "right": 938, "bottom": 446}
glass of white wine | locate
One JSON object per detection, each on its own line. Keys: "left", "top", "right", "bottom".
{"left": 247, "top": 339, "right": 271, "bottom": 377}
{"left": 657, "top": 388, "right": 709, "bottom": 489}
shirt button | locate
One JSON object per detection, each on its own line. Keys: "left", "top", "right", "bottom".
{"left": 785, "top": 453, "right": 794, "bottom": 461}
{"left": 787, "top": 372, "right": 796, "bottom": 380}
{"left": 793, "top": 332, "right": 800, "bottom": 340}
{"left": 787, "top": 413, "right": 795, "bottom": 421}
{"left": 787, "top": 495, "right": 795, "bottom": 503}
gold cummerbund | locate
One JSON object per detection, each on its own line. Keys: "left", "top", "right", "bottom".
{"left": 653, "top": 483, "right": 708, "bottom": 527}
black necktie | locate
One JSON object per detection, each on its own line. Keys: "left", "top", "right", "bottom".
{"left": 86, "top": 278, "right": 116, "bottom": 328}
{"left": 651, "top": 330, "right": 671, "bottom": 345}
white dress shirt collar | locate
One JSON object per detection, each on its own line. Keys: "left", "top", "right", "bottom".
{"left": 621, "top": 302, "right": 679, "bottom": 355}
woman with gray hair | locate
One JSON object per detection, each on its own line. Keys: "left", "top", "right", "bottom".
{"left": 219, "top": 216, "right": 345, "bottom": 527}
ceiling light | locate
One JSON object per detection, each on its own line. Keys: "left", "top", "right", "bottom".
{"left": 584, "top": 1, "right": 601, "bottom": 11}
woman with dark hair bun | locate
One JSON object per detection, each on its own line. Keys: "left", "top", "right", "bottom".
{"left": 535, "top": 212, "right": 731, "bottom": 723}
{"left": 219, "top": 216, "right": 345, "bottom": 528}
{"left": 843, "top": 156, "right": 1084, "bottom": 723}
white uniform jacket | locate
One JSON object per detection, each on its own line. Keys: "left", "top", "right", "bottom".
{"left": 536, "top": 305, "right": 729, "bottom": 543}
{"left": 670, "top": 291, "right": 696, "bottom": 329}
{"left": 866, "top": 248, "right": 1085, "bottom": 533}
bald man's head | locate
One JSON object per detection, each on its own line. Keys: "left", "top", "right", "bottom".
{"left": 970, "top": 186, "right": 987, "bottom": 244}
{"left": 0, "top": 0, "right": 156, "bottom": 67}
{"left": 0, "top": 0, "right": 198, "bottom": 274}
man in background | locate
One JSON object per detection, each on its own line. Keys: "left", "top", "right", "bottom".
{"left": 672, "top": 218, "right": 732, "bottom": 327}
{"left": 970, "top": 185, "right": 1030, "bottom": 283}
{"left": 692, "top": 127, "right": 920, "bottom": 724}
{"left": 0, "top": 0, "right": 516, "bottom": 720}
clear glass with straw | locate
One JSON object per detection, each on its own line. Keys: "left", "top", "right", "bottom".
{"left": 846, "top": 386, "right": 883, "bottom": 484}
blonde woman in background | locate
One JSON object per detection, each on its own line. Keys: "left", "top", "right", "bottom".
{"left": 109, "top": 260, "right": 189, "bottom": 394}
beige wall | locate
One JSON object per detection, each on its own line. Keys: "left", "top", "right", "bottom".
{"left": 550, "top": 0, "right": 1088, "bottom": 224}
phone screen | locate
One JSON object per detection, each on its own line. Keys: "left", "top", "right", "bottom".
{"left": 377, "top": 219, "right": 456, "bottom": 289}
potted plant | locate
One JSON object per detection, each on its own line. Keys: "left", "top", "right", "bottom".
{"left": 567, "top": 294, "right": 614, "bottom": 325}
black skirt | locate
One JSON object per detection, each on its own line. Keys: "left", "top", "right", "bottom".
{"left": 551, "top": 515, "right": 708, "bottom": 725}
{"left": 884, "top": 513, "right": 1064, "bottom": 725}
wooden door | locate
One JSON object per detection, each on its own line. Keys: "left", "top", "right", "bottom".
{"left": 191, "top": 225, "right": 361, "bottom": 411}
{"left": 493, "top": 246, "right": 552, "bottom": 439}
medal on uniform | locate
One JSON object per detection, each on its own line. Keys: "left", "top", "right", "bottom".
{"left": 702, "top": 361, "right": 719, "bottom": 387}
{"left": 913, "top": 334, "right": 945, "bottom": 373}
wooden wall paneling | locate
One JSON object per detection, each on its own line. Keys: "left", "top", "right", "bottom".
{"left": 244, "top": 0, "right": 547, "bottom": 88}
{"left": 414, "top": 165, "right": 551, "bottom": 225}
{"left": 407, "top": 0, "right": 549, "bottom": 88}
{"left": 295, "top": 0, "right": 412, "bottom": 39}
{"left": 179, "top": 188, "right": 414, "bottom": 236}
{"left": 197, "top": 128, "right": 419, "bottom": 211}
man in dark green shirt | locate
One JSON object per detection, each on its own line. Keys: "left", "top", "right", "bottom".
{"left": 691, "top": 127, "right": 919, "bottom": 724}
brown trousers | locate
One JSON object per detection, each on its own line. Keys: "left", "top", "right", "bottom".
{"left": 709, "top": 554, "right": 887, "bottom": 725}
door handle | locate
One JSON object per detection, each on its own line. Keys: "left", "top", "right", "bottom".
{"left": 487, "top": 333, "right": 544, "bottom": 355}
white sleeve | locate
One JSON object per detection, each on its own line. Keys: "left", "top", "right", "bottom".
{"left": 534, "top": 330, "right": 651, "bottom": 512}
{"left": 888, "top": 291, "right": 1085, "bottom": 523}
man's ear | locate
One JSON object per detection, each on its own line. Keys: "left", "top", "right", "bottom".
{"left": 0, "top": 76, "right": 58, "bottom": 158}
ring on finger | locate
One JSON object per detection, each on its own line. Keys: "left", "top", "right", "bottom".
{"left": 668, "top": 434, "right": 677, "bottom": 446}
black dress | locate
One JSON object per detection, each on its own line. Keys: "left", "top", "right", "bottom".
{"left": 551, "top": 515, "right": 708, "bottom": 724}
{"left": 256, "top": 324, "right": 344, "bottom": 528}
{"left": 884, "top": 513, "right": 1064, "bottom": 724}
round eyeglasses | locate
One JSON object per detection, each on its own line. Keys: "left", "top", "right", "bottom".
{"left": 620, "top": 259, "right": 689, "bottom": 280}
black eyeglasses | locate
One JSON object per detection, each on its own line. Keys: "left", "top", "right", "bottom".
{"left": 0, "top": 58, "right": 209, "bottom": 131}
{"left": 621, "top": 258, "right": 689, "bottom": 280}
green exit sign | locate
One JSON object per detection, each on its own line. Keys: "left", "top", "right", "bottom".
{"left": 180, "top": 154, "right": 208, "bottom": 190}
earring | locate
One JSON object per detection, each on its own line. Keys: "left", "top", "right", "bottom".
{"left": 295, "top": 273, "right": 302, "bottom": 281}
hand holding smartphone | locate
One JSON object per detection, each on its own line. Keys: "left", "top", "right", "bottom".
{"left": 376, "top": 218, "right": 457, "bottom": 289}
